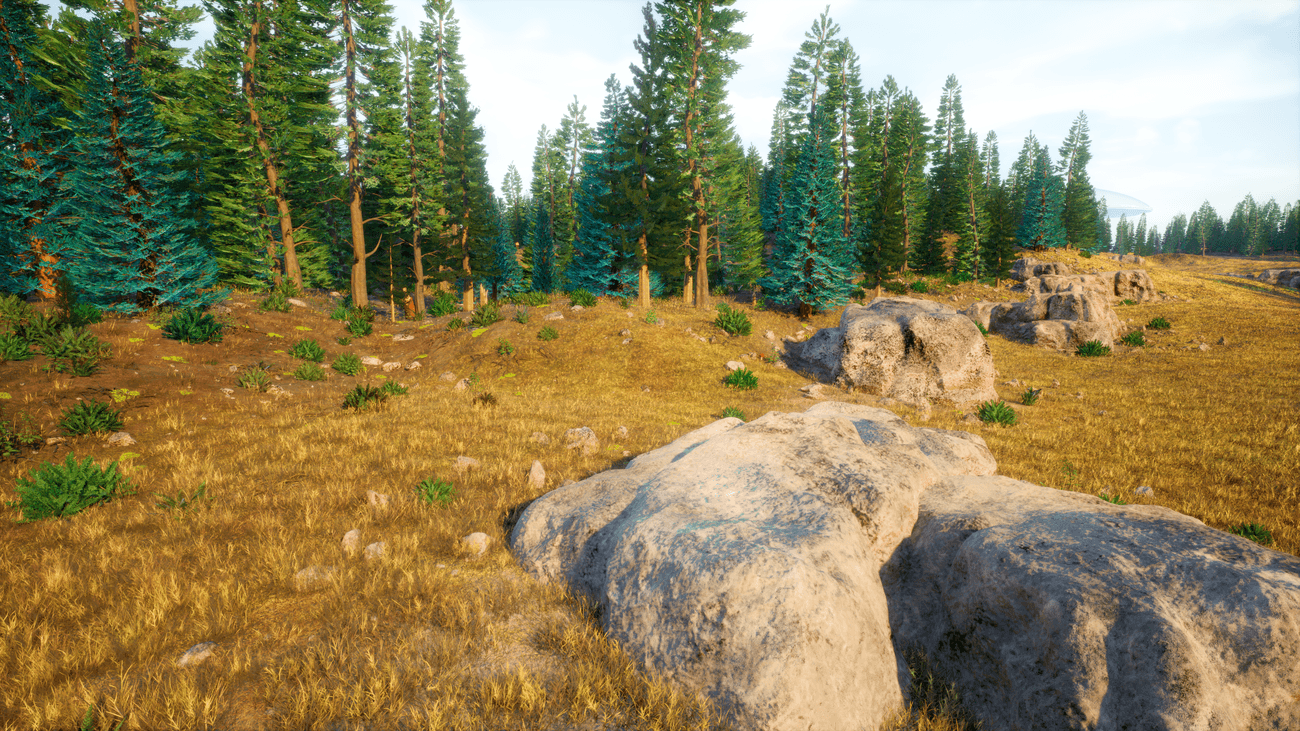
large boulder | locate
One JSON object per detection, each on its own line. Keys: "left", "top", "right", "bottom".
{"left": 511, "top": 402, "right": 1300, "bottom": 731}
{"left": 1013, "top": 273, "right": 1112, "bottom": 298}
{"left": 783, "top": 297, "right": 997, "bottom": 406}
{"left": 1010, "top": 257, "right": 1073, "bottom": 281}
{"left": 979, "top": 289, "right": 1122, "bottom": 349}
{"left": 1257, "top": 268, "right": 1300, "bottom": 289}
{"left": 1112, "top": 268, "right": 1159, "bottom": 302}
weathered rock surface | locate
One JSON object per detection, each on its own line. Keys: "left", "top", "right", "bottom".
{"left": 1112, "top": 268, "right": 1159, "bottom": 302}
{"left": 1255, "top": 268, "right": 1300, "bottom": 289}
{"left": 784, "top": 297, "right": 996, "bottom": 406}
{"left": 1010, "top": 257, "right": 1073, "bottom": 281}
{"left": 968, "top": 288, "right": 1123, "bottom": 350}
{"left": 1010, "top": 257, "right": 1161, "bottom": 304}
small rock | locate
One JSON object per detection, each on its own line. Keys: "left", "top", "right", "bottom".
{"left": 772, "top": 361, "right": 788, "bottom": 370}
{"left": 765, "top": 330, "right": 776, "bottom": 340}
{"left": 361, "top": 356, "right": 383, "bottom": 366}
{"left": 800, "top": 384, "right": 825, "bottom": 399}
{"left": 1076, "top": 391, "right": 1084, "bottom": 399}
{"left": 570, "top": 305, "right": 585, "bottom": 312}
{"left": 393, "top": 334, "right": 415, "bottom": 342}
{"left": 565, "top": 427, "right": 600, "bottom": 456}
{"left": 228, "top": 365, "right": 240, "bottom": 373}
{"left": 382, "top": 361, "right": 402, "bottom": 372}
{"left": 528, "top": 460, "right": 546, "bottom": 490}
{"left": 45, "top": 437, "right": 66, "bottom": 446}
{"left": 1198, "top": 343, "right": 1210, "bottom": 351}
{"left": 366, "top": 490, "right": 390, "bottom": 508}
{"left": 220, "top": 387, "right": 235, "bottom": 396}
{"left": 461, "top": 532, "right": 490, "bottom": 558}
{"left": 961, "top": 413, "right": 980, "bottom": 424}
{"left": 622, "top": 338, "right": 632, "bottom": 345}
{"left": 1135, "top": 485, "right": 1154, "bottom": 496}
{"left": 209, "top": 305, "right": 231, "bottom": 315}
{"left": 1052, "top": 379, "right": 1061, "bottom": 387}
{"left": 287, "top": 298, "right": 308, "bottom": 308}
{"left": 454, "top": 378, "right": 470, "bottom": 391}
{"left": 363, "top": 541, "right": 386, "bottom": 561}
{"left": 544, "top": 312, "right": 564, "bottom": 321}
{"left": 406, "top": 361, "right": 422, "bottom": 371}
{"left": 440, "top": 371, "right": 457, "bottom": 382}
{"left": 1217, "top": 337, "right": 1227, "bottom": 346}
{"left": 620, "top": 329, "right": 632, "bottom": 337}
{"left": 641, "top": 386, "right": 652, "bottom": 392}
{"left": 342, "top": 529, "right": 362, "bottom": 556}
{"left": 529, "top": 431, "right": 551, "bottom": 445}
{"left": 176, "top": 642, "right": 218, "bottom": 668}
{"left": 454, "top": 456, "right": 480, "bottom": 473}
{"left": 948, "top": 295, "right": 958, "bottom": 302}
{"left": 725, "top": 361, "right": 745, "bottom": 372}
{"left": 617, "top": 425, "right": 628, "bottom": 437}
{"left": 1097, "top": 410, "right": 1107, "bottom": 416}
{"left": 106, "top": 431, "right": 136, "bottom": 446}
{"left": 293, "top": 565, "right": 337, "bottom": 593}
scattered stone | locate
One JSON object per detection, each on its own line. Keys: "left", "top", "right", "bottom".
{"left": 366, "top": 490, "right": 389, "bottom": 509}
{"left": 1135, "top": 485, "right": 1154, "bottom": 496}
{"left": 454, "top": 378, "right": 470, "bottom": 391}
{"left": 617, "top": 425, "right": 628, "bottom": 437}
{"left": 1217, "top": 337, "right": 1227, "bottom": 346}
{"left": 363, "top": 542, "right": 386, "bottom": 561}
{"left": 382, "top": 361, "right": 402, "bottom": 372}
{"left": 620, "top": 329, "right": 632, "bottom": 337}
{"left": 176, "top": 642, "right": 218, "bottom": 668}
{"left": 800, "top": 383, "right": 825, "bottom": 398}
{"left": 725, "top": 361, "right": 745, "bottom": 372}
{"left": 106, "top": 431, "right": 136, "bottom": 446}
{"left": 641, "top": 386, "right": 652, "bottom": 392}
{"left": 45, "top": 437, "right": 66, "bottom": 446}
{"left": 948, "top": 295, "right": 958, "bottom": 302}
{"left": 220, "top": 388, "right": 235, "bottom": 397}
{"left": 462, "top": 532, "right": 491, "bottom": 558}
{"left": 361, "top": 356, "right": 383, "bottom": 366}
{"left": 528, "top": 461, "right": 546, "bottom": 490}
{"left": 209, "top": 305, "right": 231, "bottom": 315}
{"left": 1198, "top": 343, "right": 1210, "bottom": 352}
{"left": 1076, "top": 391, "right": 1084, "bottom": 399}
{"left": 228, "top": 365, "right": 240, "bottom": 373}
{"left": 764, "top": 330, "right": 776, "bottom": 340}
{"left": 405, "top": 361, "right": 421, "bottom": 371}
{"left": 265, "top": 385, "right": 292, "bottom": 400}
{"left": 1052, "top": 378, "right": 1061, "bottom": 387}
{"left": 287, "top": 298, "right": 309, "bottom": 308}
{"left": 293, "top": 565, "right": 336, "bottom": 593}
{"left": 961, "top": 412, "right": 980, "bottom": 423}
{"left": 454, "top": 456, "right": 480, "bottom": 473}
{"left": 530, "top": 432, "right": 550, "bottom": 445}
{"left": 1117, "top": 252, "right": 1145, "bottom": 265}
{"left": 622, "top": 338, "right": 632, "bottom": 345}
{"left": 393, "top": 334, "right": 415, "bottom": 342}
{"left": 544, "top": 312, "right": 564, "bottom": 321}
{"left": 1010, "top": 258, "right": 1072, "bottom": 281}
{"left": 342, "top": 529, "right": 362, "bottom": 556}
{"left": 969, "top": 287, "right": 1122, "bottom": 350}
{"left": 570, "top": 305, "right": 585, "bottom": 312}
{"left": 1113, "top": 269, "right": 1159, "bottom": 303}
{"left": 440, "top": 371, "right": 457, "bottom": 382}
{"left": 565, "top": 427, "right": 600, "bottom": 456}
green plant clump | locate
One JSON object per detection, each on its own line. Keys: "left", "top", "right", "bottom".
{"left": 153, "top": 483, "right": 213, "bottom": 519}
{"left": 538, "top": 325, "right": 558, "bottom": 342}
{"left": 0, "top": 332, "right": 33, "bottom": 362}
{"left": 0, "top": 412, "right": 43, "bottom": 458}
{"left": 909, "top": 279, "right": 929, "bottom": 293}
{"left": 378, "top": 381, "right": 409, "bottom": 397}
{"left": 58, "top": 400, "right": 125, "bottom": 436}
{"left": 446, "top": 317, "right": 465, "bottom": 332}
{"left": 336, "top": 336, "right": 352, "bottom": 346}
{"left": 330, "top": 300, "right": 351, "bottom": 321}
{"left": 1148, "top": 316, "right": 1172, "bottom": 330}
{"left": 720, "top": 407, "right": 746, "bottom": 421}
{"left": 236, "top": 368, "right": 272, "bottom": 391}
{"left": 343, "top": 383, "right": 388, "bottom": 411}
{"left": 714, "top": 302, "right": 752, "bottom": 336}
{"left": 975, "top": 321, "right": 989, "bottom": 337}
{"left": 496, "top": 338, "right": 515, "bottom": 356}
{"left": 332, "top": 353, "right": 363, "bottom": 376}
{"left": 514, "top": 307, "right": 530, "bottom": 324}
{"left": 259, "top": 280, "right": 298, "bottom": 313}
{"left": 1021, "top": 388, "right": 1041, "bottom": 406}
{"left": 569, "top": 289, "right": 597, "bottom": 308}
{"left": 1099, "top": 493, "right": 1127, "bottom": 505}
{"left": 1120, "top": 331, "right": 1147, "bottom": 347}
{"left": 1119, "top": 298, "right": 1137, "bottom": 306}
{"left": 38, "top": 325, "right": 112, "bottom": 376}
{"left": 644, "top": 311, "right": 658, "bottom": 324}
{"left": 977, "top": 399, "right": 1018, "bottom": 426}
{"left": 162, "top": 308, "right": 225, "bottom": 344}
{"left": 1075, "top": 340, "right": 1111, "bottom": 357}
{"left": 723, "top": 368, "right": 758, "bottom": 391}
{"left": 507, "top": 291, "right": 550, "bottom": 307}
{"left": 1228, "top": 522, "right": 1274, "bottom": 546}
{"left": 415, "top": 477, "right": 456, "bottom": 507}
{"left": 1079, "top": 250, "right": 1093, "bottom": 259}
{"left": 293, "top": 362, "right": 327, "bottom": 381}
{"left": 345, "top": 311, "right": 373, "bottom": 338}
{"left": 470, "top": 300, "right": 504, "bottom": 328}
{"left": 428, "top": 291, "right": 459, "bottom": 317}
{"left": 7, "top": 453, "right": 136, "bottom": 522}
{"left": 289, "top": 338, "right": 326, "bottom": 362}
{"left": 883, "top": 281, "right": 908, "bottom": 295}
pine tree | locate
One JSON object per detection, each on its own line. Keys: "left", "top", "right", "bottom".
{"left": 1133, "top": 213, "right": 1148, "bottom": 256}
{"left": 58, "top": 19, "right": 227, "bottom": 313}
{"left": 952, "top": 131, "right": 988, "bottom": 281}
{"left": 759, "top": 101, "right": 792, "bottom": 257}
{"left": 529, "top": 199, "right": 555, "bottom": 293}
{"left": 981, "top": 182, "right": 1016, "bottom": 286}
{"left": 1057, "top": 111, "right": 1096, "bottom": 250}
{"left": 1006, "top": 132, "right": 1039, "bottom": 234}
{"left": 980, "top": 131, "right": 1000, "bottom": 190}
{"left": 775, "top": 7, "right": 841, "bottom": 183}
{"left": 487, "top": 197, "right": 523, "bottom": 298}
{"left": 1015, "top": 144, "right": 1066, "bottom": 250}
{"left": 918, "top": 73, "right": 966, "bottom": 275}
{"left": 501, "top": 163, "right": 526, "bottom": 251}
{"left": 1094, "top": 197, "right": 1112, "bottom": 253}
{"left": 1162, "top": 213, "right": 1187, "bottom": 254}
{"left": 852, "top": 77, "right": 902, "bottom": 291}
{"left": 551, "top": 96, "right": 591, "bottom": 284}
{"left": 895, "top": 92, "right": 931, "bottom": 271}
{"left": 824, "top": 38, "right": 864, "bottom": 240}
{"left": 720, "top": 144, "right": 765, "bottom": 299}
{"left": 566, "top": 76, "right": 624, "bottom": 296}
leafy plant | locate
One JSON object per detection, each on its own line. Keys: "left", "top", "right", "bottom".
{"left": 162, "top": 307, "right": 226, "bottom": 344}
{"left": 330, "top": 300, "right": 351, "bottom": 321}
{"left": 259, "top": 280, "right": 298, "bottom": 313}
{"left": 644, "top": 310, "right": 658, "bottom": 324}
{"left": 1148, "top": 316, "right": 1172, "bottom": 330}
{"left": 723, "top": 368, "right": 758, "bottom": 391}
{"left": 343, "top": 383, "right": 387, "bottom": 410}
{"left": 619, "top": 296, "right": 631, "bottom": 309}
{"left": 336, "top": 336, "right": 352, "bottom": 346}
{"left": 0, "top": 332, "right": 33, "bottom": 362}
{"left": 1099, "top": 493, "right": 1126, "bottom": 505}
{"left": 332, "top": 353, "right": 363, "bottom": 376}
{"left": 538, "top": 325, "right": 558, "bottom": 341}
{"left": 1075, "top": 340, "right": 1111, "bottom": 357}
{"left": 415, "top": 477, "right": 455, "bottom": 507}
{"left": 0, "top": 293, "right": 34, "bottom": 333}
{"left": 236, "top": 368, "right": 272, "bottom": 391}
{"left": 58, "top": 400, "right": 125, "bottom": 436}
{"left": 1120, "top": 331, "right": 1147, "bottom": 347}
{"left": 345, "top": 313, "right": 373, "bottom": 337}
{"left": 38, "top": 325, "right": 112, "bottom": 376}
{"left": 1021, "top": 387, "right": 1041, "bottom": 406}
{"left": 1079, "top": 250, "right": 1093, "bottom": 259}
{"left": 883, "top": 280, "right": 908, "bottom": 295}
{"left": 0, "top": 411, "right": 43, "bottom": 458}
{"left": 1060, "top": 458, "right": 1082, "bottom": 490}
{"left": 8, "top": 453, "right": 136, "bottom": 522}
{"left": 472, "top": 392, "right": 497, "bottom": 407}
{"left": 514, "top": 307, "right": 530, "bottom": 324}
{"left": 569, "top": 289, "right": 597, "bottom": 308}
{"left": 1227, "top": 522, "right": 1274, "bottom": 546}
{"left": 470, "top": 300, "right": 504, "bottom": 328}
{"left": 78, "top": 702, "right": 127, "bottom": 731}
{"left": 975, "top": 321, "right": 989, "bottom": 337}
{"left": 378, "top": 381, "right": 409, "bottom": 397}
{"left": 446, "top": 317, "right": 465, "bottom": 331}
{"left": 720, "top": 406, "right": 746, "bottom": 421}
{"left": 52, "top": 273, "right": 104, "bottom": 329}
{"left": 153, "top": 482, "right": 213, "bottom": 519}
{"left": 507, "top": 290, "right": 550, "bottom": 307}
{"left": 713, "top": 302, "right": 752, "bottom": 336}
{"left": 289, "top": 338, "right": 326, "bottom": 362}
{"left": 293, "top": 362, "right": 327, "bottom": 381}
{"left": 1119, "top": 298, "right": 1137, "bottom": 306}
{"left": 496, "top": 338, "right": 515, "bottom": 356}
{"left": 977, "top": 399, "right": 1017, "bottom": 426}
{"left": 428, "top": 290, "right": 459, "bottom": 317}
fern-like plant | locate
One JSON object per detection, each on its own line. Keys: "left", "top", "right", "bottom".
{"left": 428, "top": 291, "right": 459, "bottom": 317}
{"left": 714, "top": 303, "right": 752, "bottom": 336}
{"left": 153, "top": 482, "right": 214, "bottom": 519}
{"left": 446, "top": 317, "right": 465, "bottom": 332}
{"left": 259, "top": 280, "right": 297, "bottom": 313}
{"left": 9, "top": 454, "right": 136, "bottom": 522}
{"left": 236, "top": 368, "right": 271, "bottom": 391}
{"left": 293, "top": 362, "right": 327, "bottom": 381}
{"left": 38, "top": 326, "right": 112, "bottom": 376}
{"left": 470, "top": 300, "right": 503, "bottom": 328}
{"left": 496, "top": 338, "right": 515, "bottom": 356}
{"left": 162, "top": 307, "right": 225, "bottom": 345}
{"left": 723, "top": 368, "right": 758, "bottom": 391}
{"left": 909, "top": 279, "right": 929, "bottom": 293}
{"left": 472, "top": 392, "right": 497, "bottom": 407}
{"left": 537, "top": 325, "right": 558, "bottom": 341}
{"left": 0, "top": 294, "right": 33, "bottom": 333}
{"left": 1098, "top": 493, "right": 1127, "bottom": 505}
{"left": 332, "top": 353, "right": 363, "bottom": 376}
{"left": 883, "top": 281, "right": 908, "bottom": 295}
{"left": 336, "top": 336, "right": 352, "bottom": 346}
{"left": 507, "top": 291, "right": 550, "bottom": 307}
{"left": 1075, "top": 340, "right": 1111, "bottom": 357}
{"left": 343, "top": 383, "right": 387, "bottom": 410}
{"left": 0, "top": 332, "right": 33, "bottom": 362}
{"left": 378, "top": 381, "right": 409, "bottom": 397}
{"left": 345, "top": 314, "right": 373, "bottom": 338}
{"left": 1119, "top": 298, "right": 1137, "bottom": 306}
{"left": 289, "top": 338, "right": 326, "bottom": 362}
{"left": 1120, "top": 331, "right": 1146, "bottom": 347}
{"left": 569, "top": 289, "right": 597, "bottom": 308}
{"left": 514, "top": 307, "right": 530, "bottom": 324}
{"left": 1228, "top": 522, "right": 1274, "bottom": 546}
{"left": 645, "top": 311, "right": 658, "bottom": 324}
{"left": 58, "top": 400, "right": 125, "bottom": 436}
{"left": 1021, "top": 388, "right": 1041, "bottom": 406}
{"left": 977, "top": 399, "right": 1017, "bottom": 426}
{"left": 330, "top": 300, "right": 351, "bottom": 321}
{"left": 1148, "top": 316, "right": 1171, "bottom": 330}
{"left": 415, "top": 477, "right": 455, "bottom": 507}
{"left": 976, "top": 322, "right": 989, "bottom": 337}
{"left": 720, "top": 406, "right": 746, "bottom": 421}
{"left": 0, "top": 412, "right": 43, "bottom": 458}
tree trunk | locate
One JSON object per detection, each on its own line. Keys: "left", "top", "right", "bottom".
{"left": 695, "top": 219, "right": 710, "bottom": 308}
{"left": 341, "top": 0, "right": 369, "bottom": 307}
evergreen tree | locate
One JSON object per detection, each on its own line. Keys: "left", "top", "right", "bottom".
{"left": 759, "top": 101, "right": 792, "bottom": 255}
{"left": 980, "top": 131, "right": 1000, "bottom": 190}
{"left": 952, "top": 131, "right": 988, "bottom": 281}
{"left": 1258, "top": 197, "right": 1282, "bottom": 254}
{"left": 1163, "top": 213, "right": 1187, "bottom": 254}
{"left": 1115, "top": 214, "right": 1129, "bottom": 254}
{"left": 775, "top": 7, "right": 841, "bottom": 183}
{"left": 852, "top": 77, "right": 902, "bottom": 291}
{"left": 1095, "top": 197, "right": 1112, "bottom": 252}
{"left": 1015, "top": 144, "right": 1066, "bottom": 249}
{"left": 551, "top": 96, "right": 591, "bottom": 284}
{"left": 487, "top": 197, "right": 523, "bottom": 298}
{"left": 980, "top": 182, "right": 1017, "bottom": 286}
{"left": 1133, "top": 213, "right": 1147, "bottom": 255}
{"left": 1057, "top": 111, "right": 1096, "bottom": 250}
{"left": 720, "top": 143, "right": 766, "bottom": 299}
{"left": 442, "top": 88, "right": 498, "bottom": 306}
{"left": 918, "top": 73, "right": 966, "bottom": 275}
{"left": 894, "top": 92, "right": 931, "bottom": 271}
{"left": 527, "top": 124, "right": 564, "bottom": 290}
{"left": 566, "top": 76, "right": 624, "bottom": 296}
{"left": 58, "top": 19, "right": 227, "bottom": 313}
{"left": 1277, "top": 201, "right": 1298, "bottom": 254}
{"left": 824, "top": 38, "right": 864, "bottom": 240}
{"left": 529, "top": 198, "right": 555, "bottom": 293}
{"left": 501, "top": 163, "right": 526, "bottom": 251}
{"left": 1006, "top": 131, "right": 1039, "bottom": 233}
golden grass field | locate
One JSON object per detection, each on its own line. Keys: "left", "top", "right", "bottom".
{"left": 0, "top": 248, "right": 1296, "bottom": 731}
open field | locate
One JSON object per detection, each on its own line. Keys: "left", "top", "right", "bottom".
{"left": 1, "top": 249, "right": 1296, "bottom": 730}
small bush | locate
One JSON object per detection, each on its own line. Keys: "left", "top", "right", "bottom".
{"left": 343, "top": 383, "right": 387, "bottom": 410}
{"left": 714, "top": 302, "right": 752, "bottom": 336}
{"left": 162, "top": 307, "right": 225, "bottom": 345}
{"left": 332, "top": 353, "right": 363, "bottom": 376}
{"left": 1228, "top": 522, "right": 1274, "bottom": 546}
{"left": 975, "top": 321, "right": 989, "bottom": 337}
{"left": 58, "top": 400, "right": 125, "bottom": 436}
{"left": 514, "top": 307, "right": 530, "bottom": 324}
{"left": 0, "top": 332, "right": 33, "bottom": 362}
{"left": 153, "top": 483, "right": 213, "bottom": 519}
{"left": 8, "top": 453, "right": 136, "bottom": 522}
{"left": 472, "top": 392, "right": 497, "bottom": 408}
{"left": 0, "top": 412, "right": 43, "bottom": 458}
{"left": 470, "top": 300, "right": 504, "bottom": 328}
{"left": 1079, "top": 250, "right": 1093, "bottom": 259}
{"left": 330, "top": 300, "right": 351, "bottom": 321}
{"left": 1099, "top": 493, "right": 1126, "bottom": 505}
{"left": 977, "top": 399, "right": 1017, "bottom": 426}
{"left": 720, "top": 406, "right": 746, "bottom": 421}
{"left": 569, "top": 289, "right": 597, "bottom": 308}
{"left": 236, "top": 368, "right": 271, "bottom": 391}
{"left": 293, "top": 362, "right": 327, "bottom": 381}
{"left": 345, "top": 314, "right": 373, "bottom": 338}
{"left": 1021, "top": 388, "right": 1041, "bottom": 406}
{"left": 259, "top": 280, "right": 298, "bottom": 313}
{"left": 883, "top": 281, "right": 908, "bottom": 295}
{"left": 496, "top": 338, "right": 515, "bottom": 356}
{"left": 619, "top": 296, "right": 631, "bottom": 310}
{"left": 446, "top": 317, "right": 465, "bottom": 332}
{"left": 38, "top": 325, "right": 112, "bottom": 376}
{"left": 909, "top": 279, "right": 929, "bottom": 293}
{"left": 378, "top": 381, "right": 409, "bottom": 397}
{"left": 289, "top": 338, "right": 326, "bottom": 362}
{"left": 723, "top": 368, "right": 758, "bottom": 391}
{"left": 1120, "top": 331, "right": 1146, "bottom": 347}
{"left": 52, "top": 273, "right": 103, "bottom": 329}
{"left": 645, "top": 311, "right": 658, "bottom": 324}
{"left": 428, "top": 290, "right": 459, "bottom": 317}
{"left": 538, "top": 325, "right": 558, "bottom": 341}
{"left": 415, "top": 477, "right": 455, "bottom": 507}
{"left": 336, "top": 336, "right": 352, "bottom": 346}
{"left": 1119, "top": 298, "right": 1137, "bottom": 306}
{"left": 508, "top": 291, "right": 550, "bottom": 307}
{"left": 0, "top": 294, "right": 34, "bottom": 333}
{"left": 1148, "top": 316, "right": 1171, "bottom": 330}
{"left": 1075, "top": 340, "right": 1111, "bottom": 357}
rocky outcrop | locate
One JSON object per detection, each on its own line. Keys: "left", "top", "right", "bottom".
{"left": 1255, "top": 268, "right": 1300, "bottom": 289}
{"left": 967, "top": 288, "right": 1123, "bottom": 350}
{"left": 1010, "top": 257, "right": 1161, "bottom": 304}
{"left": 510, "top": 402, "right": 1300, "bottom": 731}
{"left": 783, "top": 297, "right": 996, "bottom": 406}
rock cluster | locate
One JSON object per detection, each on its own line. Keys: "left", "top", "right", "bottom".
{"left": 1252, "top": 268, "right": 1300, "bottom": 289}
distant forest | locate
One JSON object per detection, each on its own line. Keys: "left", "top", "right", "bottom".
{"left": 3, "top": 0, "right": 1298, "bottom": 318}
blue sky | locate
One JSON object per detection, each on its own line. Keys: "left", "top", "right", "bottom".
{"left": 45, "top": 0, "right": 1300, "bottom": 231}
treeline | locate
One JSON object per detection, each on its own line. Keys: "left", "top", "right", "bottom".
{"left": 3, "top": 0, "right": 1296, "bottom": 320}
{"left": 1110, "top": 194, "right": 1299, "bottom": 258}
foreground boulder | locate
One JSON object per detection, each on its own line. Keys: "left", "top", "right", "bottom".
{"left": 783, "top": 297, "right": 996, "bottom": 406}
{"left": 510, "top": 402, "right": 1300, "bottom": 731}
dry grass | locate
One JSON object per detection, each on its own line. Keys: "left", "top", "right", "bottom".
{"left": 0, "top": 249, "right": 1296, "bottom": 730}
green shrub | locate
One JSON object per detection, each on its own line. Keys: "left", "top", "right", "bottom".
{"left": 330, "top": 300, "right": 351, "bottom": 321}
{"left": 883, "top": 281, "right": 908, "bottom": 295}
{"left": 470, "top": 300, "right": 504, "bottom": 328}
{"left": 428, "top": 290, "right": 459, "bottom": 317}
{"left": 496, "top": 338, "right": 515, "bottom": 356}
{"left": 8, "top": 453, "right": 136, "bottom": 522}
{"left": 977, "top": 399, "right": 1017, "bottom": 426}
{"left": 1075, "top": 340, "right": 1111, "bottom": 357}
{"left": 507, "top": 291, "right": 550, "bottom": 307}
{"left": 153, "top": 483, "right": 213, "bottom": 519}
{"left": 52, "top": 273, "right": 104, "bottom": 329}
{"left": 1099, "top": 493, "right": 1126, "bottom": 505}
{"left": 514, "top": 307, "right": 530, "bottom": 324}
{"left": 343, "top": 383, "right": 387, "bottom": 410}
{"left": 976, "top": 321, "right": 989, "bottom": 337}
{"left": 714, "top": 302, "right": 752, "bottom": 336}
{"left": 723, "top": 368, "right": 758, "bottom": 391}
{"left": 332, "top": 353, "right": 363, "bottom": 376}
{"left": 0, "top": 293, "right": 33, "bottom": 333}
{"left": 19, "top": 311, "right": 61, "bottom": 345}
{"left": 58, "top": 399, "right": 125, "bottom": 436}
{"left": 415, "top": 477, "right": 455, "bottom": 507}
{"left": 538, "top": 325, "right": 558, "bottom": 341}
{"left": 619, "top": 296, "right": 631, "bottom": 309}
{"left": 345, "top": 313, "right": 373, "bottom": 338}
{"left": 1148, "top": 316, "right": 1171, "bottom": 330}
{"left": 472, "top": 392, "right": 497, "bottom": 407}
{"left": 447, "top": 317, "right": 465, "bottom": 332}
{"left": 0, "top": 412, "right": 42, "bottom": 458}
{"left": 259, "top": 280, "right": 298, "bottom": 313}
{"left": 1119, "top": 298, "right": 1137, "bottom": 306}
{"left": 378, "top": 381, "right": 409, "bottom": 397}
{"left": 1021, "top": 388, "right": 1041, "bottom": 406}
{"left": 289, "top": 338, "right": 326, "bottom": 362}
{"left": 909, "top": 279, "right": 929, "bottom": 293}
{"left": 236, "top": 368, "right": 271, "bottom": 391}
{"left": 336, "top": 336, "right": 352, "bottom": 346}
{"left": 293, "top": 362, "right": 327, "bottom": 381}
{"left": 720, "top": 406, "right": 746, "bottom": 421}
{"left": 569, "top": 289, "right": 597, "bottom": 308}
{"left": 0, "top": 332, "right": 33, "bottom": 362}
{"left": 1079, "top": 250, "right": 1093, "bottom": 259}
{"left": 162, "top": 307, "right": 225, "bottom": 345}
{"left": 1120, "top": 331, "right": 1146, "bottom": 347}
{"left": 1228, "top": 522, "right": 1274, "bottom": 546}
{"left": 38, "top": 325, "right": 112, "bottom": 376}
{"left": 645, "top": 310, "right": 658, "bottom": 324}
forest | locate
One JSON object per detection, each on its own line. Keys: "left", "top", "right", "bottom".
{"left": 3, "top": 0, "right": 1298, "bottom": 319}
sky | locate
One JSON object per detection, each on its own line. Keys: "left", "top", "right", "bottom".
{"left": 45, "top": 0, "right": 1300, "bottom": 232}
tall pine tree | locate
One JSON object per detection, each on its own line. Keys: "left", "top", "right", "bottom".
{"left": 1057, "top": 111, "right": 1096, "bottom": 250}
{"left": 1015, "top": 144, "right": 1066, "bottom": 250}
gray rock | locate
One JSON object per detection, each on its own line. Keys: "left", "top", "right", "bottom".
{"left": 564, "top": 427, "right": 599, "bottom": 456}
{"left": 544, "top": 312, "right": 564, "bottom": 321}
{"left": 528, "top": 460, "right": 546, "bottom": 490}
{"left": 405, "top": 361, "right": 422, "bottom": 370}
{"left": 1135, "top": 485, "right": 1154, "bottom": 496}
{"left": 983, "top": 289, "right": 1122, "bottom": 350}
{"left": 530, "top": 431, "right": 551, "bottom": 445}
{"left": 382, "top": 361, "right": 402, "bottom": 372}
{"left": 363, "top": 541, "right": 386, "bottom": 561}
{"left": 440, "top": 371, "right": 457, "bottom": 382}
{"left": 453, "top": 378, "right": 470, "bottom": 391}
{"left": 725, "top": 360, "right": 745, "bottom": 372}
{"left": 462, "top": 532, "right": 490, "bottom": 558}
{"left": 176, "top": 642, "right": 218, "bottom": 668}
{"left": 454, "top": 455, "right": 480, "bottom": 473}
{"left": 366, "top": 490, "right": 389, "bottom": 508}
{"left": 106, "top": 431, "right": 136, "bottom": 446}
{"left": 293, "top": 565, "right": 336, "bottom": 593}
{"left": 287, "top": 297, "right": 309, "bottom": 308}
{"left": 361, "top": 356, "right": 383, "bottom": 366}
{"left": 1010, "top": 258, "right": 1073, "bottom": 282}
{"left": 1113, "top": 269, "right": 1158, "bottom": 303}
{"left": 342, "top": 529, "right": 362, "bottom": 556}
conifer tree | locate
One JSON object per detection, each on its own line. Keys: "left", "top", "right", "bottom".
{"left": 759, "top": 101, "right": 792, "bottom": 254}
{"left": 1162, "top": 213, "right": 1186, "bottom": 254}
{"left": 1006, "top": 131, "right": 1040, "bottom": 233}
{"left": 551, "top": 96, "right": 591, "bottom": 282}
{"left": 919, "top": 73, "right": 967, "bottom": 275}
{"left": 981, "top": 182, "right": 1017, "bottom": 286}
{"left": 852, "top": 76, "right": 903, "bottom": 292}
{"left": 527, "top": 125, "right": 564, "bottom": 290}
{"left": 980, "top": 131, "right": 1000, "bottom": 190}
{"left": 1057, "top": 111, "right": 1096, "bottom": 250}
{"left": 776, "top": 7, "right": 841, "bottom": 182}
{"left": 1095, "top": 197, "right": 1112, "bottom": 252}
{"left": 1115, "top": 214, "right": 1130, "bottom": 254}
{"left": 952, "top": 131, "right": 988, "bottom": 281}
{"left": 501, "top": 163, "right": 527, "bottom": 251}
{"left": 58, "top": 19, "right": 227, "bottom": 313}
{"left": 487, "top": 197, "right": 523, "bottom": 298}
{"left": 566, "top": 76, "right": 625, "bottom": 296}
{"left": 894, "top": 92, "right": 931, "bottom": 271}
{"left": 1016, "top": 144, "right": 1066, "bottom": 250}
{"left": 1133, "top": 213, "right": 1148, "bottom": 256}
{"left": 529, "top": 199, "right": 555, "bottom": 293}
{"left": 824, "top": 38, "right": 864, "bottom": 240}
{"left": 720, "top": 143, "right": 766, "bottom": 300}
